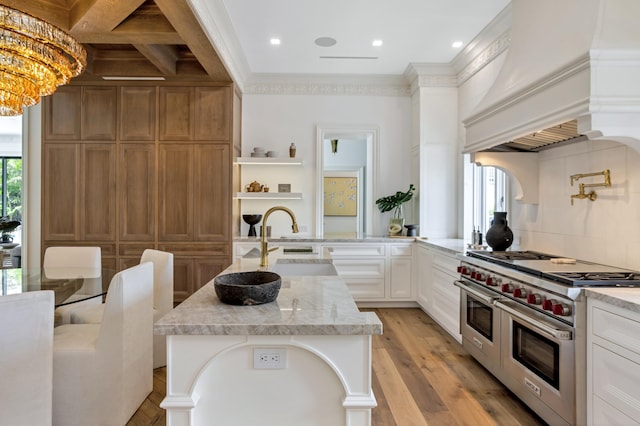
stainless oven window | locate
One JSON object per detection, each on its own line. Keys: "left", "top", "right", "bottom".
{"left": 512, "top": 321, "right": 560, "bottom": 389}
{"left": 467, "top": 296, "right": 493, "bottom": 340}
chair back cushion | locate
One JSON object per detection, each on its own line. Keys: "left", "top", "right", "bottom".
{"left": 140, "top": 249, "right": 174, "bottom": 314}
{"left": 0, "top": 291, "right": 54, "bottom": 425}
{"left": 100, "top": 262, "right": 154, "bottom": 421}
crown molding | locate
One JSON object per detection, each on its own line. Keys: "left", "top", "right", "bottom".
{"left": 244, "top": 74, "right": 411, "bottom": 97}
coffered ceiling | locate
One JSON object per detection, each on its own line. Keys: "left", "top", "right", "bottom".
{"left": 0, "top": 0, "right": 232, "bottom": 81}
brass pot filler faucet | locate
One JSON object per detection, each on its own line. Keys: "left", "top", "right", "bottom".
{"left": 570, "top": 169, "right": 611, "bottom": 205}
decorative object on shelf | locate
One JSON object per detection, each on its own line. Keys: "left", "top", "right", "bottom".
{"left": 376, "top": 184, "right": 415, "bottom": 236}
{"left": 330, "top": 139, "right": 339, "bottom": 154}
{"left": 245, "top": 181, "right": 264, "bottom": 192}
{"left": 289, "top": 143, "right": 296, "bottom": 158}
{"left": 485, "top": 211, "right": 514, "bottom": 251}
{"left": 267, "top": 150, "right": 279, "bottom": 157}
{"left": 242, "top": 214, "right": 262, "bottom": 237}
{"left": 569, "top": 169, "right": 611, "bottom": 205}
{"left": 404, "top": 224, "right": 418, "bottom": 237}
{"left": 278, "top": 184, "right": 291, "bottom": 193}
{"left": 0, "top": 5, "right": 87, "bottom": 116}
{"left": 0, "top": 216, "right": 20, "bottom": 243}
{"left": 263, "top": 186, "right": 269, "bottom": 192}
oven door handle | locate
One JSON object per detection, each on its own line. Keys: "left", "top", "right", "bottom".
{"left": 495, "top": 300, "right": 573, "bottom": 341}
{"left": 454, "top": 280, "right": 498, "bottom": 304}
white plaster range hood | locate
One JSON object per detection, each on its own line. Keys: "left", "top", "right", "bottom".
{"left": 463, "top": 0, "right": 640, "bottom": 203}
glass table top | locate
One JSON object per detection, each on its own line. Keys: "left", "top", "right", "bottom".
{"left": 0, "top": 268, "right": 116, "bottom": 307}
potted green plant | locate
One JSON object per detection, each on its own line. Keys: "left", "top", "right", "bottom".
{"left": 0, "top": 216, "right": 20, "bottom": 243}
{"left": 376, "top": 184, "right": 415, "bottom": 235}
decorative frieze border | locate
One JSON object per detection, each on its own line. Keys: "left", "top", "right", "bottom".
{"left": 457, "top": 30, "right": 511, "bottom": 85}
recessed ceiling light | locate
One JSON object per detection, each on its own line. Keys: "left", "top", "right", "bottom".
{"left": 315, "top": 37, "right": 337, "bottom": 47}
{"left": 452, "top": 41, "right": 463, "bottom": 48}
{"left": 270, "top": 38, "right": 281, "bottom": 45}
{"left": 372, "top": 40, "right": 383, "bottom": 47}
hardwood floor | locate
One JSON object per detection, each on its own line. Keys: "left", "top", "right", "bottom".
{"left": 127, "top": 308, "right": 546, "bottom": 425}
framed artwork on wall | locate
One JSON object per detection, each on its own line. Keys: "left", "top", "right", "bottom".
{"left": 278, "top": 183, "right": 291, "bottom": 193}
{"left": 324, "top": 177, "right": 357, "bottom": 216}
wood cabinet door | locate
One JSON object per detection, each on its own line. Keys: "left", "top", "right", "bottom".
{"left": 194, "top": 144, "right": 230, "bottom": 241}
{"left": 194, "top": 86, "right": 231, "bottom": 141}
{"left": 120, "top": 86, "right": 156, "bottom": 141}
{"left": 119, "top": 144, "right": 156, "bottom": 241}
{"left": 81, "top": 87, "right": 117, "bottom": 140}
{"left": 158, "top": 144, "right": 194, "bottom": 241}
{"left": 173, "top": 258, "right": 195, "bottom": 303}
{"left": 44, "top": 86, "right": 81, "bottom": 140}
{"left": 159, "top": 87, "right": 194, "bottom": 141}
{"left": 43, "top": 144, "right": 80, "bottom": 240}
{"left": 81, "top": 144, "right": 116, "bottom": 241}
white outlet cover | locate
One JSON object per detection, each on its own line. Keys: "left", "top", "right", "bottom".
{"left": 253, "top": 348, "right": 287, "bottom": 369}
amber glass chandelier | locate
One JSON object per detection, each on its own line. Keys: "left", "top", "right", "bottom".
{"left": 0, "top": 5, "right": 86, "bottom": 116}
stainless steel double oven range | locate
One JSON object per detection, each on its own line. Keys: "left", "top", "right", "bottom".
{"left": 455, "top": 250, "right": 640, "bottom": 426}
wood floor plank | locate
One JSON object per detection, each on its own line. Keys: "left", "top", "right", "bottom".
{"left": 372, "top": 348, "right": 429, "bottom": 426}
{"left": 127, "top": 308, "right": 546, "bottom": 426}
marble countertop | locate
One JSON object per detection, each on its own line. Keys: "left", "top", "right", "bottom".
{"left": 586, "top": 287, "right": 640, "bottom": 313}
{"left": 234, "top": 235, "right": 416, "bottom": 243}
{"left": 155, "top": 255, "right": 382, "bottom": 336}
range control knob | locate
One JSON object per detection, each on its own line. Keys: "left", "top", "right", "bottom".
{"left": 470, "top": 270, "right": 478, "bottom": 279}
{"left": 513, "top": 288, "right": 528, "bottom": 298}
{"left": 475, "top": 272, "right": 485, "bottom": 281}
{"left": 542, "top": 299, "right": 554, "bottom": 311}
{"left": 552, "top": 303, "right": 571, "bottom": 316}
{"left": 457, "top": 266, "right": 463, "bottom": 273}
{"left": 501, "top": 283, "right": 513, "bottom": 293}
{"left": 485, "top": 276, "right": 494, "bottom": 286}
{"left": 527, "top": 293, "right": 542, "bottom": 304}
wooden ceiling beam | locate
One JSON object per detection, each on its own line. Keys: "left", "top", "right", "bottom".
{"left": 69, "top": 0, "right": 147, "bottom": 33}
{"left": 154, "top": 0, "right": 230, "bottom": 81}
{"left": 133, "top": 44, "right": 178, "bottom": 76}
{"left": 75, "top": 31, "right": 184, "bottom": 44}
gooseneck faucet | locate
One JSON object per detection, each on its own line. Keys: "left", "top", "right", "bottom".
{"left": 260, "top": 206, "right": 299, "bottom": 267}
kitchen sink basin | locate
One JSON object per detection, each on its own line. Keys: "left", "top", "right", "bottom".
{"left": 271, "top": 259, "right": 338, "bottom": 276}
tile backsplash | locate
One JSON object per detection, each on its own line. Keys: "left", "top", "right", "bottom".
{"left": 509, "top": 139, "right": 640, "bottom": 270}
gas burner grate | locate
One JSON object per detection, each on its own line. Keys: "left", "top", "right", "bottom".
{"left": 468, "top": 250, "right": 558, "bottom": 261}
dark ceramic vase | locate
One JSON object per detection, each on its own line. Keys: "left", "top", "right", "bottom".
{"left": 485, "top": 212, "right": 514, "bottom": 251}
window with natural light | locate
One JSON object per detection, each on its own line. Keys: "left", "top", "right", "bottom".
{"left": 472, "top": 164, "right": 507, "bottom": 236}
{"left": 0, "top": 116, "right": 22, "bottom": 245}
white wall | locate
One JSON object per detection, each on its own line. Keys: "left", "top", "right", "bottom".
{"left": 240, "top": 93, "right": 411, "bottom": 237}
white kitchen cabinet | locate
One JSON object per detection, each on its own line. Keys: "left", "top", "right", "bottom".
{"left": 233, "top": 241, "right": 321, "bottom": 262}
{"left": 325, "top": 244, "right": 387, "bottom": 301}
{"left": 587, "top": 298, "right": 640, "bottom": 425}
{"left": 417, "top": 245, "right": 461, "bottom": 343}
{"left": 389, "top": 244, "right": 413, "bottom": 299}
{"left": 416, "top": 244, "right": 432, "bottom": 310}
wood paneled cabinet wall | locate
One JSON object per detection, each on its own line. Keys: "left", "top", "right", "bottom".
{"left": 42, "top": 83, "right": 234, "bottom": 302}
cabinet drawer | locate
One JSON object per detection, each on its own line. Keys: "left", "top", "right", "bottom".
{"left": 593, "top": 396, "right": 640, "bottom": 426}
{"left": 592, "top": 305, "right": 640, "bottom": 354}
{"left": 431, "top": 251, "right": 459, "bottom": 275}
{"left": 342, "top": 278, "right": 385, "bottom": 300}
{"left": 592, "top": 343, "right": 640, "bottom": 421}
{"left": 390, "top": 244, "right": 413, "bottom": 257}
{"left": 332, "top": 259, "right": 385, "bottom": 278}
{"left": 325, "top": 245, "right": 385, "bottom": 257}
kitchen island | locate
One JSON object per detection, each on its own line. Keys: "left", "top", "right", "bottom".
{"left": 154, "top": 255, "right": 382, "bottom": 426}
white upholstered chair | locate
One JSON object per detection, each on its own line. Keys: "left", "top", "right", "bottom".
{"left": 71, "top": 249, "right": 174, "bottom": 368}
{"left": 44, "top": 246, "right": 102, "bottom": 325}
{"left": 0, "top": 290, "right": 54, "bottom": 426}
{"left": 53, "top": 262, "right": 154, "bottom": 426}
